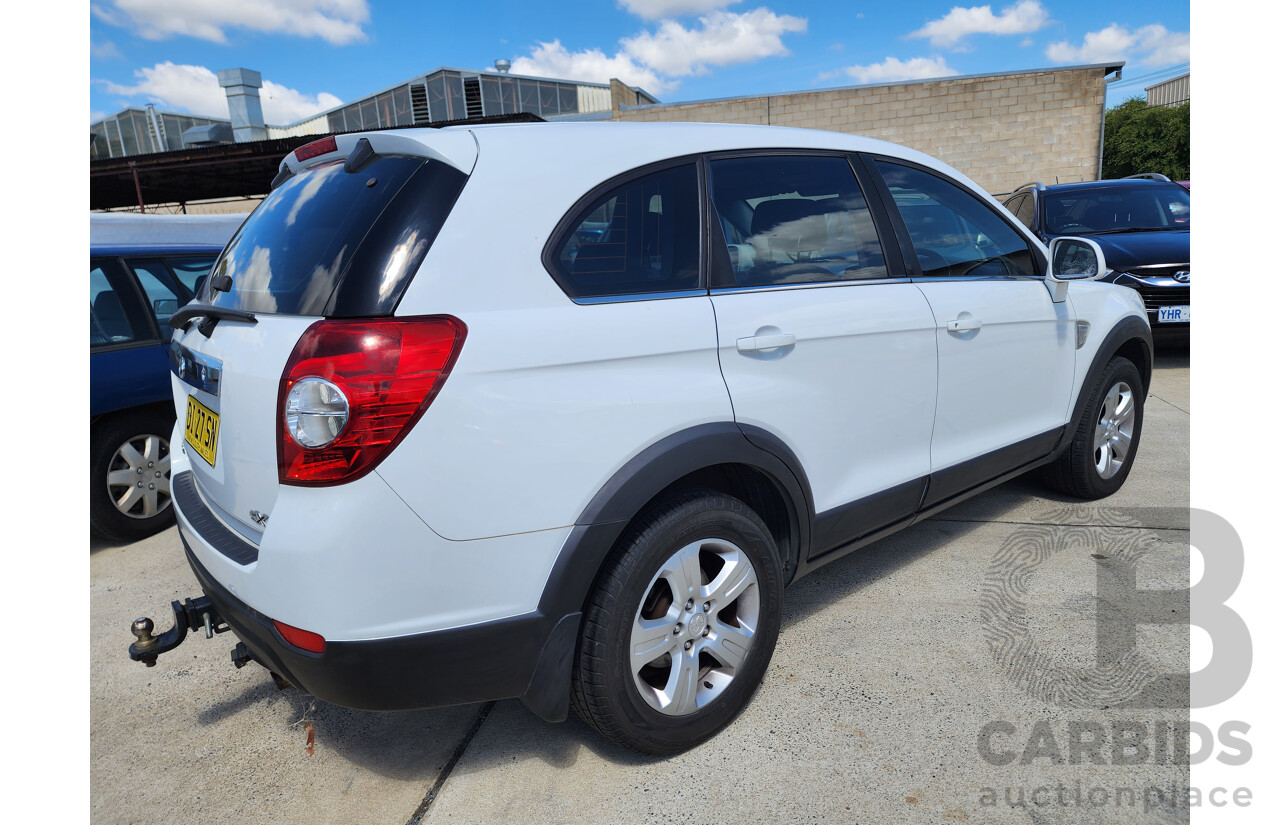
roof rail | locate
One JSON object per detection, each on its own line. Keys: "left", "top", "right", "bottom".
{"left": 1014, "top": 181, "right": 1046, "bottom": 192}
{"left": 1123, "top": 173, "right": 1172, "bottom": 182}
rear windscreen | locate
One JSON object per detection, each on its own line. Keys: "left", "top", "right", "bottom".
{"left": 202, "top": 154, "right": 467, "bottom": 316}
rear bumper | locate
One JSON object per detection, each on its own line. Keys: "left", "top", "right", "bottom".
{"left": 170, "top": 468, "right": 580, "bottom": 718}
{"left": 183, "top": 536, "right": 577, "bottom": 714}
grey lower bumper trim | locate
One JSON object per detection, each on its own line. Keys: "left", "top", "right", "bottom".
{"left": 173, "top": 471, "right": 260, "bottom": 566}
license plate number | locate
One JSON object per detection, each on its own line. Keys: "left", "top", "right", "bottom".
{"left": 1157, "top": 305, "right": 1190, "bottom": 324}
{"left": 184, "top": 396, "right": 220, "bottom": 466}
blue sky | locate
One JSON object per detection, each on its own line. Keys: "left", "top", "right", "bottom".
{"left": 89, "top": 0, "right": 1189, "bottom": 126}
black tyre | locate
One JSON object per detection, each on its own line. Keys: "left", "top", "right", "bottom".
{"left": 1041, "top": 356, "right": 1145, "bottom": 499}
{"left": 571, "top": 491, "right": 783, "bottom": 755}
{"left": 90, "top": 409, "right": 176, "bottom": 542}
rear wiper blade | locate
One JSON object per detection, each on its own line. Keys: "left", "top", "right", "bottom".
{"left": 171, "top": 303, "right": 258, "bottom": 337}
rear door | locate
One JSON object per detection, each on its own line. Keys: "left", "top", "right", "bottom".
{"left": 172, "top": 140, "right": 471, "bottom": 541}
{"left": 706, "top": 153, "right": 937, "bottom": 557}
{"left": 90, "top": 257, "right": 169, "bottom": 416}
{"left": 866, "top": 158, "right": 1074, "bottom": 508}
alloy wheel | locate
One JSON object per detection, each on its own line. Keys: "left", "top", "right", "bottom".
{"left": 629, "top": 538, "right": 761, "bottom": 716}
{"left": 1092, "top": 381, "right": 1135, "bottom": 480}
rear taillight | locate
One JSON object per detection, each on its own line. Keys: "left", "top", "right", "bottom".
{"left": 277, "top": 316, "right": 466, "bottom": 485}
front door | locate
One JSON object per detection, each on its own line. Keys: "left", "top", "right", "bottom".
{"left": 869, "top": 159, "right": 1075, "bottom": 508}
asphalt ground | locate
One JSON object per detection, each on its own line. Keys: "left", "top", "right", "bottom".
{"left": 91, "top": 345, "right": 1190, "bottom": 825}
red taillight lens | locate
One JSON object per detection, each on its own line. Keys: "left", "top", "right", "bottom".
{"left": 273, "top": 620, "right": 326, "bottom": 653}
{"left": 294, "top": 135, "right": 337, "bottom": 162}
{"left": 278, "top": 316, "right": 466, "bottom": 485}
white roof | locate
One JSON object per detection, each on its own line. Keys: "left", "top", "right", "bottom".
{"left": 90, "top": 213, "right": 246, "bottom": 248}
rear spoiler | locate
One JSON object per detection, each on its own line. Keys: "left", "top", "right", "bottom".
{"left": 274, "top": 130, "right": 478, "bottom": 188}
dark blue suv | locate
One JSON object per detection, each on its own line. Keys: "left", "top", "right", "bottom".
{"left": 90, "top": 214, "right": 243, "bottom": 541}
{"left": 1003, "top": 176, "right": 1189, "bottom": 341}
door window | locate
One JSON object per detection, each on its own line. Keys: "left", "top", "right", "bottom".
{"left": 1012, "top": 193, "right": 1036, "bottom": 229}
{"left": 126, "top": 259, "right": 185, "bottom": 341}
{"left": 167, "top": 256, "right": 217, "bottom": 296}
{"left": 90, "top": 259, "right": 150, "bottom": 347}
{"left": 875, "top": 161, "right": 1037, "bottom": 279}
{"left": 708, "top": 155, "right": 887, "bottom": 287}
{"left": 550, "top": 163, "right": 700, "bottom": 299}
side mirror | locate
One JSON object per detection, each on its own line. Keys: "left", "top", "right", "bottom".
{"left": 1046, "top": 236, "right": 1107, "bottom": 302}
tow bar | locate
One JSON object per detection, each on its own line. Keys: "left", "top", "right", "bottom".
{"left": 128, "top": 596, "right": 230, "bottom": 667}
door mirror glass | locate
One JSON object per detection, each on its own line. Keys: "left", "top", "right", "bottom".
{"left": 1048, "top": 236, "right": 1106, "bottom": 281}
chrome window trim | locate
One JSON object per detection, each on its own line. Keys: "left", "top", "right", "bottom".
{"left": 571, "top": 289, "right": 707, "bottom": 305}
{"left": 906, "top": 274, "right": 1046, "bottom": 284}
{"left": 710, "top": 276, "right": 912, "bottom": 296}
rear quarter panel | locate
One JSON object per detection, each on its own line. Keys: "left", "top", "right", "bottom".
{"left": 378, "top": 144, "right": 734, "bottom": 541}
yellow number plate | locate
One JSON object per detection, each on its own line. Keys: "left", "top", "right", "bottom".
{"left": 184, "top": 395, "right": 220, "bottom": 467}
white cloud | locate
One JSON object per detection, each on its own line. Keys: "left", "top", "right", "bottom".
{"left": 105, "top": 63, "right": 227, "bottom": 118}
{"left": 619, "top": 0, "right": 740, "bottom": 20}
{"left": 96, "top": 0, "right": 370, "bottom": 45}
{"left": 91, "top": 40, "right": 122, "bottom": 59}
{"left": 909, "top": 0, "right": 1049, "bottom": 49}
{"left": 512, "top": 7, "right": 806, "bottom": 95}
{"left": 262, "top": 81, "right": 343, "bottom": 123}
{"left": 510, "top": 42, "right": 672, "bottom": 96}
{"left": 1045, "top": 23, "right": 1189, "bottom": 67}
{"left": 622, "top": 9, "right": 806, "bottom": 77}
{"left": 103, "top": 62, "right": 342, "bottom": 124}
{"left": 836, "top": 56, "right": 957, "bottom": 85}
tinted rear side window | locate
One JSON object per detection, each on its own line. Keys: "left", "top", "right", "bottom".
{"left": 708, "top": 155, "right": 887, "bottom": 287}
{"left": 90, "top": 258, "right": 151, "bottom": 347}
{"left": 204, "top": 155, "right": 467, "bottom": 316}
{"left": 168, "top": 256, "right": 217, "bottom": 295}
{"left": 550, "top": 163, "right": 700, "bottom": 299}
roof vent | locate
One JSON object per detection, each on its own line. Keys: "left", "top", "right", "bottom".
{"left": 494, "top": 59, "right": 511, "bottom": 73}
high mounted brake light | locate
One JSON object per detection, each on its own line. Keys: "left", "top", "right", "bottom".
{"left": 277, "top": 317, "right": 466, "bottom": 485}
{"left": 294, "top": 135, "right": 338, "bottom": 163}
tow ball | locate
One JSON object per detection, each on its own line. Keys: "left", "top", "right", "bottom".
{"left": 128, "top": 596, "right": 230, "bottom": 667}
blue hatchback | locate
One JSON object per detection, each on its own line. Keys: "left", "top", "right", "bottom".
{"left": 90, "top": 214, "right": 244, "bottom": 541}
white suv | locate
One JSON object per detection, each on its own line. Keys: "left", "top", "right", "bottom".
{"left": 130, "top": 123, "right": 1152, "bottom": 755}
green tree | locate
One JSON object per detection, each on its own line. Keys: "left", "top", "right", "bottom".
{"left": 1101, "top": 97, "right": 1190, "bottom": 180}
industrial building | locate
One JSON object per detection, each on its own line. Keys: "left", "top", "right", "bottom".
{"left": 90, "top": 63, "right": 654, "bottom": 160}
{"left": 1145, "top": 72, "right": 1190, "bottom": 108}
{"left": 91, "top": 61, "right": 1121, "bottom": 212}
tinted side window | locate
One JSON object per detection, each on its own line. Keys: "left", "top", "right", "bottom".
{"left": 875, "top": 161, "right": 1036, "bottom": 278}
{"left": 90, "top": 258, "right": 151, "bottom": 347}
{"left": 1013, "top": 193, "right": 1036, "bottom": 229}
{"left": 709, "top": 155, "right": 886, "bottom": 287}
{"left": 168, "top": 256, "right": 217, "bottom": 296}
{"left": 126, "top": 259, "right": 185, "bottom": 341}
{"left": 551, "top": 164, "right": 700, "bottom": 299}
